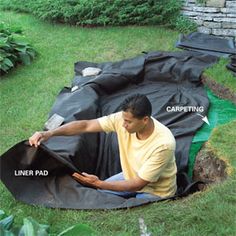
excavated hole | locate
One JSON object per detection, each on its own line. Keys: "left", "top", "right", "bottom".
{"left": 192, "top": 75, "right": 235, "bottom": 190}
{"left": 193, "top": 146, "right": 228, "bottom": 190}
{"left": 201, "top": 75, "right": 236, "bottom": 105}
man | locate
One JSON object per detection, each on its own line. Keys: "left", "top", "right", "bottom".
{"left": 29, "top": 94, "right": 177, "bottom": 199}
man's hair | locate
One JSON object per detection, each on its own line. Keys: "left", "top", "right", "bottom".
{"left": 120, "top": 94, "right": 152, "bottom": 119}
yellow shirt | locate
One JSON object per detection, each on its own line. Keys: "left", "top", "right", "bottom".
{"left": 98, "top": 112, "right": 177, "bottom": 197}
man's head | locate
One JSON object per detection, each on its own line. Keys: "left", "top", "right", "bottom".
{"left": 120, "top": 94, "right": 152, "bottom": 133}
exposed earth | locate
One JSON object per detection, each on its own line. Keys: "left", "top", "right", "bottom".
{"left": 201, "top": 75, "right": 236, "bottom": 105}
{"left": 192, "top": 75, "right": 235, "bottom": 185}
{"left": 193, "top": 145, "right": 227, "bottom": 185}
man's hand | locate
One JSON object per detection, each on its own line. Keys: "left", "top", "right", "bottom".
{"left": 72, "top": 172, "right": 150, "bottom": 192}
{"left": 29, "top": 131, "right": 52, "bottom": 147}
{"left": 72, "top": 172, "right": 101, "bottom": 188}
{"left": 28, "top": 119, "right": 103, "bottom": 148}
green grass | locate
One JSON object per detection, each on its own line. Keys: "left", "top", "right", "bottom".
{"left": 207, "top": 120, "right": 236, "bottom": 171}
{"left": 1, "top": 11, "right": 236, "bottom": 236}
{"left": 205, "top": 58, "right": 236, "bottom": 93}
{"left": 0, "top": 11, "right": 179, "bottom": 153}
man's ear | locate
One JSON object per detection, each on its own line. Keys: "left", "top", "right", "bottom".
{"left": 143, "top": 116, "right": 149, "bottom": 123}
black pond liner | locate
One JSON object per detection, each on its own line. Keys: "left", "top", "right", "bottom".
{"left": 176, "top": 32, "right": 236, "bottom": 76}
{"left": 0, "top": 51, "right": 217, "bottom": 209}
{"left": 176, "top": 32, "right": 236, "bottom": 57}
{"left": 226, "top": 54, "right": 236, "bottom": 76}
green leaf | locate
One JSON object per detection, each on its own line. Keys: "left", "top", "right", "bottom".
{"left": 0, "top": 210, "right": 6, "bottom": 220}
{"left": 58, "top": 224, "right": 97, "bottom": 236}
{"left": 19, "top": 217, "right": 49, "bottom": 236}
{"left": 3, "top": 58, "right": 14, "bottom": 67}
{"left": 10, "top": 26, "right": 22, "bottom": 34}
{"left": 0, "top": 42, "right": 8, "bottom": 47}
{"left": 0, "top": 226, "right": 15, "bottom": 236}
{"left": 0, "top": 38, "right": 8, "bottom": 47}
{"left": 27, "top": 50, "right": 36, "bottom": 59}
{"left": 15, "top": 47, "right": 27, "bottom": 53}
{"left": 0, "top": 215, "right": 14, "bottom": 230}
{"left": 11, "top": 34, "right": 28, "bottom": 45}
{"left": 0, "top": 63, "right": 10, "bottom": 72}
{"left": 12, "top": 39, "right": 28, "bottom": 46}
{"left": 19, "top": 53, "right": 31, "bottom": 65}
{"left": 9, "top": 54, "right": 18, "bottom": 61}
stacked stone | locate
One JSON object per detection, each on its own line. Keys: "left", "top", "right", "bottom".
{"left": 182, "top": 0, "right": 236, "bottom": 45}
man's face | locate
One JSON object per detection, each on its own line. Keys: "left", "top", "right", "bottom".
{"left": 122, "top": 111, "right": 148, "bottom": 133}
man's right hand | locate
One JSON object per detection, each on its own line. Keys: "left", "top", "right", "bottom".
{"left": 29, "top": 131, "right": 52, "bottom": 147}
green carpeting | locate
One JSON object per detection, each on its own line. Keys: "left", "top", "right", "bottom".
{"left": 188, "top": 88, "right": 236, "bottom": 178}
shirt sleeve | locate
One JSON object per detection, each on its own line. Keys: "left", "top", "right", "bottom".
{"left": 138, "top": 149, "right": 174, "bottom": 182}
{"left": 97, "top": 112, "right": 121, "bottom": 132}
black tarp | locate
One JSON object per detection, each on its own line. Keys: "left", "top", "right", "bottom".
{"left": 226, "top": 55, "right": 236, "bottom": 76}
{"left": 0, "top": 51, "right": 218, "bottom": 209}
{"left": 176, "top": 32, "right": 236, "bottom": 58}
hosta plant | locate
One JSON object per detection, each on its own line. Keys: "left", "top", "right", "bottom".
{"left": 0, "top": 22, "right": 36, "bottom": 75}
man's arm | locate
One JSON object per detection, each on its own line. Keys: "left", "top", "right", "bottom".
{"left": 72, "top": 172, "right": 149, "bottom": 192}
{"left": 29, "top": 119, "right": 103, "bottom": 147}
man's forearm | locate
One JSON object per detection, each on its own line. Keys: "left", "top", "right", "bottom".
{"left": 72, "top": 172, "right": 150, "bottom": 192}
{"left": 29, "top": 119, "right": 102, "bottom": 147}
{"left": 96, "top": 179, "right": 147, "bottom": 192}
{"left": 49, "top": 120, "right": 87, "bottom": 137}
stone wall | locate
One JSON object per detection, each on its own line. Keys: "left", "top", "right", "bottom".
{"left": 182, "top": 0, "right": 236, "bottom": 45}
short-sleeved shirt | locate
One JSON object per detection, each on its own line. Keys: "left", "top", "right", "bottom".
{"left": 98, "top": 112, "right": 177, "bottom": 197}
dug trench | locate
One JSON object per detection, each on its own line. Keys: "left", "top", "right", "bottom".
{"left": 193, "top": 145, "right": 227, "bottom": 187}
{"left": 192, "top": 75, "right": 235, "bottom": 188}
{"left": 201, "top": 75, "right": 236, "bottom": 105}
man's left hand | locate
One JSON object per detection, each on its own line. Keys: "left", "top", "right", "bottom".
{"left": 72, "top": 172, "right": 101, "bottom": 188}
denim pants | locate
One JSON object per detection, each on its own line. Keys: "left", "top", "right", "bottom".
{"left": 99, "top": 172, "right": 161, "bottom": 200}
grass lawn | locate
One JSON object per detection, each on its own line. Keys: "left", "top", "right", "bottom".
{"left": 205, "top": 59, "right": 236, "bottom": 94}
{"left": 1, "top": 11, "right": 236, "bottom": 235}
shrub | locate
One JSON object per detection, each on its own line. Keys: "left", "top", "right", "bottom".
{"left": 0, "top": 22, "right": 36, "bottom": 75}
{"left": 0, "top": 209, "right": 96, "bottom": 235}
{"left": 173, "top": 15, "right": 197, "bottom": 33}
{"left": 0, "top": 0, "right": 30, "bottom": 13}
{"left": 1, "top": 0, "right": 185, "bottom": 29}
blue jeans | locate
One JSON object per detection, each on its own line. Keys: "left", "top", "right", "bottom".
{"left": 99, "top": 172, "right": 161, "bottom": 200}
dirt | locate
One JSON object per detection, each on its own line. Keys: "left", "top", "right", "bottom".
{"left": 193, "top": 146, "right": 227, "bottom": 186}
{"left": 192, "top": 76, "right": 235, "bottom": 186}
{"left": 201, "top": 75, "right": 236, "bottom": 105}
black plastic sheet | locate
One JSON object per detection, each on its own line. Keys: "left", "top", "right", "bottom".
{"left": 0, "top": 51, "right": 218, "bottom": 209}
{"left": 176, "top": 32, "right": 236, "bottom": 58}
{"left": 226, "top": 55, "right": 236, "bottom": 76}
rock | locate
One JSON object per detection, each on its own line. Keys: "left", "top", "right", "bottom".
{"left": 212, "top": 28, "right": 236, "bottom": 37}
{"left": 226, "top": 1, "right": 236, "bottom": 8}
{"left": 203, "top": 21, "right": 221, "bottom": 28}
{"left": 222, "top": 22, "right": 236, "bottom": 29}
{"left": 198, "top": 26, "right": 212, "bottom": 34}
{"left": 206, "top": 0, "right": 226, "bottom": 8}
